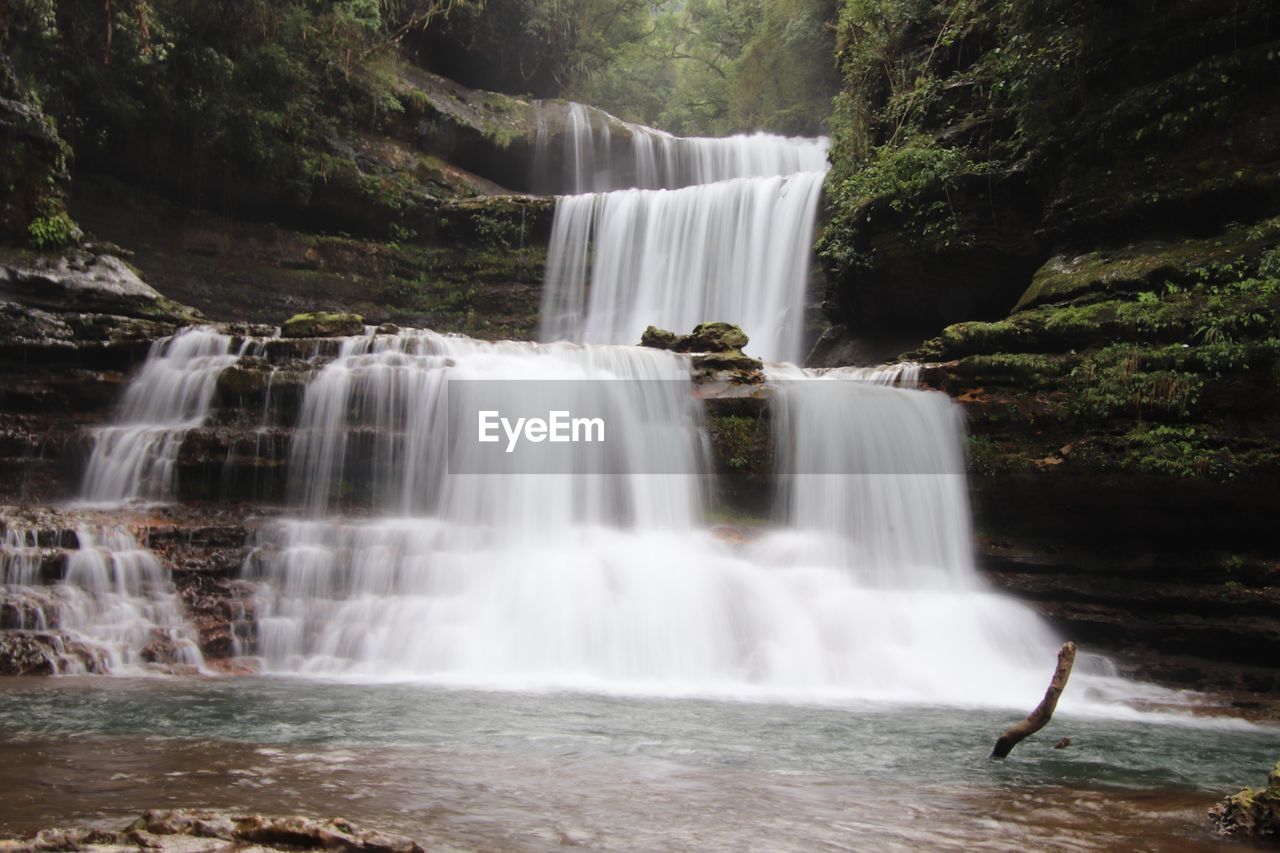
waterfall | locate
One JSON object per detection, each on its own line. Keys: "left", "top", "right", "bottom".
{"left": 220, "top": 106, "right": 1125, "bottom": 707}
{"left": 766, "top": 364, "right": 976, "bottom": 587}
{"left": 534, "top": 101, "right": 829, "bottom": 193}
{"left": 283, "top": 329, "right": 705, "bottom": 525}
{"left": 2, "top": 327, "right": 238, "bottom": 673}
{"left": 538, "top": 104, "right": 830, "bottom": 363}
{"left": 80, "top": 327, "right": 239, "bottom": 504}
{"left": 234, "top": 327, "right": 1097, "bottom": 707}
{"left": 0, "top": 525, "right": 204, "bottom": 673}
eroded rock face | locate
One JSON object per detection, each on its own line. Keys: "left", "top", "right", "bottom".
{"left": 0, "top": 809, "right": 424, "bottom": 852}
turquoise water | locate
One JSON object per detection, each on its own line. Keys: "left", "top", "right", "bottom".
{"left": 0, "top": 677, "right": 1275, "bottom": 849}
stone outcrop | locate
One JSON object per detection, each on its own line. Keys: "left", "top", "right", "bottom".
{"left": 1210, "top": 761, "right": 1280, "bottom": 839}
{"left": 0, "top": 809, "right": 424, "bottom": 852}
{"left": 281, "top": 311, "right": 366, "bottom": 338}
{"left": 0, "top": 248, "right": 200, "bottom": 323}
{"left": 641, "top": 323, "right": 764, "bottom": 384}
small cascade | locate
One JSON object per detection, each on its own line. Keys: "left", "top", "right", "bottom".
{"left": 538, "top": 103, "right": 830, "bottom": 363}
{"left": 80, "top": 327, "right": 240, "bottom": 504}
{"left": 540, "top": 170, "right": 828, "bottom": 362}
{"left": 0, "top": 525, "right": 204, "bottom": 673}
{"left": 766, "top": 363, "right": 976, "bottom": 586}
{"left": 284, "top": 328, "right": 704, "bottom": 523}
{"left": 534, "top": 101, "right": 829, "bottom": 192}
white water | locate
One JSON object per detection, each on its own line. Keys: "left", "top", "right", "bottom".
{"left": 540, "top": 170, "right": 828, "bottom": 363}
{"left": 49, "top": 106, "right": 1175, "bottom": 714}
{"left": 0, "top": 525, "right": 203, "bottom": 673}
{"left": 539, "top": 103, "right": 829, "bottom": 363}
{"left": 285, "top": 329, "right": 704, "bottom": 523}
{"left": 234, "top": 325, "right": 1158, "bottom": 712}
{"left": 8, "top": 327, "right": 235, "bottom": 673}
{"left": 535, "top": 101, "right": 830, "bottom": 193}
{"left": 80, "top": 327, "right": 238, "bottom": 504}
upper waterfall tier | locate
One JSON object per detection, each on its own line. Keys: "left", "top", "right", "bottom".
{"left": 533, "top": 101, "right": 829, "bottom": 193}
{"left": 540, "top": 169, "right": 827, "bottom": 363}
{"left": 79, "top": 328, "right": 242, "bottom": 505}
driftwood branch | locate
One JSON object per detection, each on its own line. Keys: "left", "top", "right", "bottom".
{"left": 991, "top": 641, "right": 1076, "bottom": 759}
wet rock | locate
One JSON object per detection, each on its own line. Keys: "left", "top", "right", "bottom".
{"left": 687, "top": 322, "right": 750, "bottom": 352}
{"left": 1210, "top": 761, "right": 1280, "bottom": 839}
{"left": 0, "top": 809, "right": 425, "bottom": 851}
{"left": 0, "top": 249, "right": 200, "bottom": 323}
{"left": 0, "top": 632, "right": 58, "bottom": 675}
{"left": 640, "top": 325, "right": 681, "bottom": 350}
{"left": 639, "top": 322, "right": 752, "bottom": 354}
{"left": 215, "top": 360, "right": 270, "bottom": 398}
{"left": 0, "top": 631, "right": 105, "bottom": 676}
{"left": 692, "top": 350, "right": 764, "bottom": 385}
{"left": 280, "top": 311, "right": 365, "bottom": 338}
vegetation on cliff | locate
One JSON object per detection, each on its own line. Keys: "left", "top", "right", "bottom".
{"left": 813, "top": 0, "right": 1280, "bottom": 486}
{"left": 422, "top": 0, "right": 841, "bottom": 135}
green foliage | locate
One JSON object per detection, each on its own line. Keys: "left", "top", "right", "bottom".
{"left": 3, "top": 1, "right": 466, "bottom": 211}
{"left": 708, "top": 414, "right": 758, "bottom": 470}
{"left": 1068, "top": 346, "right": 1202, "bottom": 421}
{"left": 563, "top": 0, "right": 840, "bottom": 135}
{"left": 26, "top": 211, "right": 81, "bottom": 250}
{"left": 1117, "top": 424, "right": 1218, "bottom": 479}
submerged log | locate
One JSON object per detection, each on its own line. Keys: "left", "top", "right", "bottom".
{"left": 992, "top": 641, "right": 1076, "bottom": 759}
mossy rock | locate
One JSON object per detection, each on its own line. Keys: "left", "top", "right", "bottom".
{"left": 692, "top": 349, "right": 764, "bottom": 384}
{"left": 280, "top": 311, "right": 365, "bottom": 338}
{"left": 216, "top": 362, "right": 269, "bottom": 398}
{"left": 688, "top": 322, "right": 750, "bottom": 352}
{"left": 1210, "top": 760, "right": 1280, "bottom": 838}
{"left": 640, "top": 325, "right": 681, "bottom": 350}
{"left": 1016, "top": 219, "right": 1280, "bottom": 312}
{"left": 639, "top": 322, "right": 751, "bottom": 354}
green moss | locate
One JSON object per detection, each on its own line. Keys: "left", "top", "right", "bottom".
{"left": 1017, "top": 219, "right": 1280, "bottom": 310}
{"left": 955, "top": 353, "right": 1071, "bottom": 388}
{"left": 707, "top": 415, "right": 760, "bottom": 471}
{"left": 280, "top": 311, "right": 365, "bottom": 338}
{"left": 1067, "top": 346, "right": 1203, "bottom": 421}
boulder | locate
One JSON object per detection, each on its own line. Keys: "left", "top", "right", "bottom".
{"left": 639, "top": 322, "right": 751, "bottom": 354}
{"left": 0, "top": 809, "right": 424, "bottom": 852}
{"left": 0, "top": 249, "right": 200, "bottom": 322}
{"left": 280, "top": 311, "right": 366, "bottom": 338}
{"left": 1210, "top": 761, "right": 1280, "bottom": 839}
{"left": 691, "top": 350, "right": 764, "bottom": 385}
{"left": 687, "top": 322, "right": 750, "bottom": 352}
{"left": 640, "top": 325, "right": 680, "bottom": 350}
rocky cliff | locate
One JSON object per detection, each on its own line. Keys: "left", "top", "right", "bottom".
{"left": 807, "top": 0, "right": 1280, "bottom": 702}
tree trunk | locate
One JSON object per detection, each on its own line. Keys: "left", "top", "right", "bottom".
{"left": 991, "top": 641, "right": 1076, "bottom": 759}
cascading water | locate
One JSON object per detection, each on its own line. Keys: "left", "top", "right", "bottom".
{"left": 80, "top": 327, "right": 239, "bottom": 504}
{"left": 225, "top": 106, "right": 1155, "bottom": 709}
{"left": 539, "top": 104, "right": 830, "bottom": 363}
{"left": 0, "top": 525, "right": 203, "bottom": 673}
{"left": 534, "top": 101, "right": 829, "bottom": 192}
{"left": 0, "top": 327, "right": 237, "bottom": 673}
